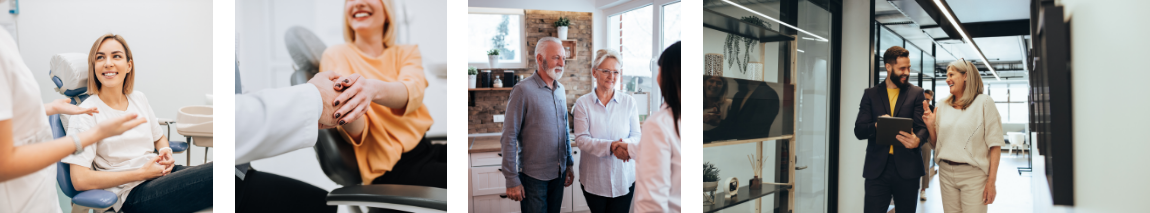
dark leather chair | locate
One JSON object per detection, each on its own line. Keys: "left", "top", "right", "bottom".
{"left": 285, "top": 26, "right": 447, "bottom": 213}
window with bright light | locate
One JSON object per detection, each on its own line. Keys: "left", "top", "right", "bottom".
{"left": 608, "top": 5, "right": 654, "bottom": 94}
{"left": 467, "top": 13, "right": 523, "bottom": 66}
{"left": 662, "top": 2, "right": 681, "bottom": 49}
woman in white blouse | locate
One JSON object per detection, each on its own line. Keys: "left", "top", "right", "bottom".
{"left": 572, "top": 49, "right": 642, "bottom": 213}
{"left": 920, "top": 59, "right": 1004, "bottom": 213}
{"left": 632, "top": 41, "right": 681, "bottom": 213}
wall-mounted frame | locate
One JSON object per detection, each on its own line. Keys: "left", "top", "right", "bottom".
{"left": 561, "top": 40, "right": 577, "bottom": 60}
{"left": 1031, "top": 0, "right": 1074, "bottom": 205}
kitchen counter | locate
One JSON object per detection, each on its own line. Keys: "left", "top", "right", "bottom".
{"left": 468, "top": 132, "right": 578, "bottom": 153}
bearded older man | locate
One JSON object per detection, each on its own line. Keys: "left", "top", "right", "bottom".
{"left": 500, "top": 37, "right": 575, "bottom": 213}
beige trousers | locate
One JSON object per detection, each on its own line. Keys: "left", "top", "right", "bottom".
{"left": 938, "top": 162, "right": 988, "bottom": 213}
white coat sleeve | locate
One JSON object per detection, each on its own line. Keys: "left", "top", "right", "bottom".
{"left": 234, "top": 84, "right": 322, "bottom": 164}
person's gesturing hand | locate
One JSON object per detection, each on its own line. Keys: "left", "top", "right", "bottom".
{"left": 309, "top": 71, "right": 343, "bottom": 129}
{"left": 47, "top": 99, "right": 99, "bottom": 115}
{"left": 90, "top": 113, "right": 148, "bottom": 141}
{"left": 921, "top": 101, "right": 935, "bottom": 127}
{"left": 332, "top": 73, "right": 376, "bottom": 126}
{"left": 983, "top": 182, "right": 997, "bottom": 204}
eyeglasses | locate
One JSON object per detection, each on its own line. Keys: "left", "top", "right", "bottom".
{"left": 595, "top": 68, "right": 621, "bottom": 76}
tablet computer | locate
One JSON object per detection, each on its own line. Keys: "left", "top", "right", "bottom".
{"left": 877, "top": 117, "right": 913, "bottom": 148}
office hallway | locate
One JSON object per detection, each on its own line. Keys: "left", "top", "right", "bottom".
{"left": 915, "top": 152, "right": 1033, "bottom": 213}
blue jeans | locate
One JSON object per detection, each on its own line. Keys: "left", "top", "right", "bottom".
{"left": 121, "top": 162, "right": 213, "bottom": 213}
{"left": 520, "top": 172, "right": 565, "bottom": 213}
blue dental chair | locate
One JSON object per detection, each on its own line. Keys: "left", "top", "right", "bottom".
{"left": 51, "top": 114, "right": 191, "bottom": 213}
{"left": 48, "top": 65, "right": 189, "bottom": 213}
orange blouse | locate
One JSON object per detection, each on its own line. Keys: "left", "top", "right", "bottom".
{"left": 319, "top": 43, "right": 434, "bottom": 184}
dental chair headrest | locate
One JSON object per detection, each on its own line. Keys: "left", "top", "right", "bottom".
{"left": 49, "top": 53, "right": 91, "bottom": 104}
{"left": 284, "top": 26, "right": 326, "bottom": 85}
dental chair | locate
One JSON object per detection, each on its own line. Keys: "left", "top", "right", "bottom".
{"left": 49, "top": 53, "right": 190, "bottom": 160}
{"left": 49, "top": 53, "right": 205, "bottom": 213}
{"left": 285, "top": 26, "right": 447, "bottom": 213}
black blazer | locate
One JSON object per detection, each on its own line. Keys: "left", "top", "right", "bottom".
{"left": 853, "top": 82, "right": 929, "bottom": 179}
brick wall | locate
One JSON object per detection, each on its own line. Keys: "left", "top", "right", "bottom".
{"left": 469, "top": 9, "right": 594, "bottom": 134}
{"left": 525, "top": 9, "right": 593, "bottom": 110}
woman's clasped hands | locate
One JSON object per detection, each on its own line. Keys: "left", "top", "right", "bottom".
{"left": 311, "top": 72, "right": 373, "bottom": 129}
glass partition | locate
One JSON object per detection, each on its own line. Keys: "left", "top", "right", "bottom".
{"left": 702, "top": 0, "right": 833, "bottom": 212}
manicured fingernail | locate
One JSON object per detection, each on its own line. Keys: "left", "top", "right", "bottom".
{"left": 334, "top": 100, "right": 340, "bottom": 106}
{"left": 335, "top": 112, "right": 341, "bottom": 118}
{"left": 339, "top": 120, "right": 346, "bottom": 125}
{"left": 343, "top": 79, "right": 349, "bottom": 83}
{"left": 336, "top": 84, "right": 342, "bottom": 89}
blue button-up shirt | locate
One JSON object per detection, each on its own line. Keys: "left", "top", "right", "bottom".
{"left": 501, "top": 72, "right": 573, "bottom": 188}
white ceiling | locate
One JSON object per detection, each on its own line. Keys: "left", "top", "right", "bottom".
{"left": 946, "top": 0, "right": 1030, "bottom": 23}
{"left": 937, "top": 35, "right": 1026, "bottom": 62}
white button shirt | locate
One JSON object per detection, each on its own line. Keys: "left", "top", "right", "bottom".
{"left": 571, "top": 88, "right": 641, "bottom": 198}
{"left": 632, "top": 104, "right": 681, "bottom": 213}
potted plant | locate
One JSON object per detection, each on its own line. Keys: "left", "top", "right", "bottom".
{"left": 554, "top": 17, "right": 570, "bottom": 40}
{"left": 704, "top": 162, "right": 720, "bottom": 205}
{"left": 487, "top": 49, "right": 500, "bottom": 68}
{"left": 468, "top": 66, "right": 478, "bottom": 89}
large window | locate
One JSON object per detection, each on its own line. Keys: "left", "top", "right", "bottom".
{"left": 609, "top": 5, "right": 654, "bottom": 93}
{"left": 467, "top": 9, "right": 525, "bottom": 67}
{"left": 662, "top": 2, "right": 681, "bottom": 49}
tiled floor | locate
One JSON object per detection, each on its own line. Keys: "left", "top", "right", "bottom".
{"left": 916, "top": 152, "right": 1034, "bottom": 213}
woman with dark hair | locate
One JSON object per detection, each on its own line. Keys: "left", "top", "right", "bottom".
{"left": 632, "top": 41, "right": 681, "bottom": 213}
{"left": 703, "top": 75, "right": 730, "bottom": 131}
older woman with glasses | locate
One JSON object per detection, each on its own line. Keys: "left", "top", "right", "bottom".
{"left": 571, "top": 49, "right": 642, "bottom": 213}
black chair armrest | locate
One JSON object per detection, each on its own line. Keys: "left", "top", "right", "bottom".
{"left": 327, "top": 184, "right": 447, "bottom": 213}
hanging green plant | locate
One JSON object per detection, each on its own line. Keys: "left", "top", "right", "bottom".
{"left": 723, "top": 16, "right": 769, "bottom": 74}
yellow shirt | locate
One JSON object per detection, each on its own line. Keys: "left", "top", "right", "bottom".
{"left": 887, "top": 88, "right": 899, "bottom": 155}
{"left": 320, "top": 44, "right": 434, "bottom": 184}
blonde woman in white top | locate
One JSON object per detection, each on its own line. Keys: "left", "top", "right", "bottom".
{"left": 921, "top": 59, "right": 1005, "bottom": 213}
{"left": 572, "top": 49, "right": 642, "bottom": 213}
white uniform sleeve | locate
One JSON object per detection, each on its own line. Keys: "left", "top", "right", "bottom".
{"left": 234, "top": 84, "right": 322, "bottom": 164}
{"left": 0, "top": 67, "right": 12, "bottom": 121}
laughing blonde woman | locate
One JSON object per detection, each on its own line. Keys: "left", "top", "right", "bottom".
{"left": 318, "top": 0, "right": 444, "bottom": 189}
{"left": 921, "top": 59, "right": 1004, "bottom": 213}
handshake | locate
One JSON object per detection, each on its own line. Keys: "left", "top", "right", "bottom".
{"left": 309, "top": 71, "right": 375, "bottom": 129}
{"left": 610, "top": 140, "right": 631, "bottom": 162}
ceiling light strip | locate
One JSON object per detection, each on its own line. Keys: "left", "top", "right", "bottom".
{"left": 932, "top": 0, "right": 1000, "bottom": 81}
{"left": 721, "top": 0, "right": 829, "bottom": 42}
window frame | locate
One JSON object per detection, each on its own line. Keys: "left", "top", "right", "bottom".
{"left": 467, "top": 7, "right": 529, "bottom": 68}
{"left": 600, "top": 0, "right": 680, "bottom": 116}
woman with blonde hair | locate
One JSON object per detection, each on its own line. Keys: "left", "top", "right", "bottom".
{"left": 61, "top": 34, "right": 213, "bottom": 213}
{"left": 572, "top": 49, "right": 642, "bottom": 213}
{"left": 0, "top": 29, "right": 146, "bottom": 213}
{"left": 319, "top": 0, "right": 444, "bottom": 189}
{"left": 920, "top": 59, "right": 1004, "bottom": 213}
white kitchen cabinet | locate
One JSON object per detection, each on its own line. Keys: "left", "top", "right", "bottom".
{"left": 569, "top": 149, "right": 589, "bottom": 212}
{"left": 472, "top": 166, "right": 507, "bottom": 196}
{"left": 471, "top": 148, "right": 590, "bottom": 213}
{"left": 469, "top": 154, "right": 473, "bottom": 213}
{"left": 473, "top": 194, "right": 521, "bottom": 213}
